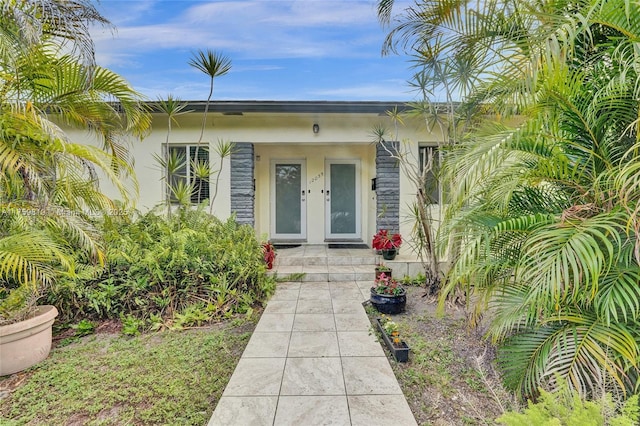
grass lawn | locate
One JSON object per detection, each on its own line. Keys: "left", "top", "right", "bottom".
{"left": 2, "top": 285, "right": 512, "bottom": 426}
{"left": 0, "top": 318, "right": 255, "bottom": 425}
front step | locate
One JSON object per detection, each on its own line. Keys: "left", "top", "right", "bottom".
{"left": 272, "top": 256, "right": 378, "bottom": 282}
{"left": 270, "top": 246, "right": 377, "bottom": 282}
{"left": 267, "top": 245, "right": 426, "bottom": 282}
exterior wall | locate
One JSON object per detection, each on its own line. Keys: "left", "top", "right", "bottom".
{"left": 61, "top": 108, "right": 445, "bottom": 249}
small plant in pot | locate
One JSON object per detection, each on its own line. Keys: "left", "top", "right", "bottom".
{"left": 372, "top": 229, "right": 402, "bottom": 260}
{"left": 375, "top": 262, "right": 392, "bottom": 280}
{"left": 376, "top": 314, "right": 410, "bottom": 362}
{"left": 262, "top": 241, "right": 277, "bottom": 269}
{"left": 370, "top": 272, "right": 406, "bottom": 314}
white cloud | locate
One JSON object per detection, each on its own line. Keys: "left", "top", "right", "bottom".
{"left": 95, "top": 0, "right": 158, "bottom": 25}
{"left": 311, "top": 80, "right": 413, "bottom": 101}
{"left": 91, "top": 0, "right": 415, "bottom": 101}
{"left": 93, "top": 0, "right": 386, "bottom": 61}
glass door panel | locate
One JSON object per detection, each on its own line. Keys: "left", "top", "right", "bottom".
{"left": 325, "top": 160, "right": 360, "bottom": 239}
{"left": 271, "top": 160, "right": 306, "bottom": 239}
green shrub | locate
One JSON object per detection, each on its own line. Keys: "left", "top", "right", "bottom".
{"left": 497, "top": 380, "right": 640, "bottom": 426}
{"left": 47, "top": 208, "right": 275, "bottom": 328}
{"left": 72, "top": 319, "right": 96, "bottom": 337}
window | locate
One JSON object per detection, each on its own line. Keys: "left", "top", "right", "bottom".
{"left": 418, "top": 146, "right": 440, "bottom": 204}
{"left": 167, "top": 145, "right": 210, "bottom": 204}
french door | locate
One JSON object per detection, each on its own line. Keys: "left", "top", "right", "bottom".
{"left": 325, "top": 159, "right": 361, "bottom": 240}
{"left": 271, "top": 160, "right": 307, "bottom": 240}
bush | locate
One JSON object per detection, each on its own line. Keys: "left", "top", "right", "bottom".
{"left": 497, "top": 379, "right": 640, "bottom": 426}
{"left": 47, "top": 208, "right": 275, "bottom": 328}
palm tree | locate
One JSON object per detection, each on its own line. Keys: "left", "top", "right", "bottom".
{"left": 188, "top": 50, "right": 233, "bottom": 213}
{"left": 188, "top": 50, "right": 232, "bottom": 146}
{"left": 153, "top": 95, "right": 190, "bottom": 215}
{"left": 380, "top": 0, "right": 640, "bottom": 399}
{"left": 0, "top": 0, "right": 110, "bottom": 68}
{"left": 0, "top": 1, "right": 151, "bottom": 323}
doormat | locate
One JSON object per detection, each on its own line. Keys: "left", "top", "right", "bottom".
{"left": 273, "top": 244, "right": 302, "bottom": 249}
{"left": 328, "top": 244, "right": 370, "bottom": 249}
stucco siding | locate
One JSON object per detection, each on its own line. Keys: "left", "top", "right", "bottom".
{"left": 58, "top": 103, "right": 447, "bottom": 250}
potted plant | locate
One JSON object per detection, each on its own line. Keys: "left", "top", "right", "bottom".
{"left": 372, "top": 229, "right": 402, "bottom": 260}
{"left": 375, "top": 262, "right": 392, "bottom": 280}
{"left": 262, "top": 241, "right": 276, "bottom": 269}
{"left": 375, "top": 314, "right": 410, "bottom": 362}
{"left": 370, "top": 272, "right": 406, "bottom": 314}
{"left": 0, "top": 234, "right": 63, "bottom": 376}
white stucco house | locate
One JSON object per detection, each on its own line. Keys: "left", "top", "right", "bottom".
{"left": 71, "top": 100, "right": 445, "bottom": 248}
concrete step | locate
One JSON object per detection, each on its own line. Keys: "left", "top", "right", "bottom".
{"left": 276, "top": 255, "right": 378, "bottom": 267}
{"left": 269, "top": 264, "right": 376, "bottom": 282}
{"left": 267, "top": 245, "right": 426, "bottom": 283}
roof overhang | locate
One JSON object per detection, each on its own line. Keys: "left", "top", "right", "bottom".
{"left": 146, "top": 100, "right": 412, "bottom": 115}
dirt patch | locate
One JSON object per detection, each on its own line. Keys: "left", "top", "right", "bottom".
{"left": 0, "top": 371, "right": 31, "bottom": 402}
{"left": 371, "top": 286, "right": 512, "bottom": 425}
{"left": 95, "top": 319, "right": 123, "bottom": 334}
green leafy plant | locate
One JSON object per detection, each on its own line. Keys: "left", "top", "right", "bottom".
{"left": 0, "top": 1, "right": 150, "bottom": 324}
{"left": 400, "top": 273, "right": 427, "bottom": 287}
{"left": 497, "top": 380, "right": 640, "bottom": 426}
{"left": 121, "top": 314, "right": 144, "bottom": 336}
{"left": 47, "top": 208, "right": 276, "bottom": 329}
{"left": 376, "top": 263, "right": 391, "bottom": 272}
{"left": 379, "top": 314, "right": 399, "bottom": 335}
{"left": 71, "top": 319, "right": 96, "bottom": 337}
{"left": 377, "top": 0, "right": 640, "bottom": 399}
{"left": 373, "top": 273, "right": 405, "bottom": 296}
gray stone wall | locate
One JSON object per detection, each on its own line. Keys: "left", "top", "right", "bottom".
{"left": 375, "top": 142, "right": 400, "bottom": 234}
{"left": 230, "top": 143, "right": 255, "bottom": 226}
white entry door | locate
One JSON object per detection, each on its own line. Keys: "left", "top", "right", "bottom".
{"left": 325, "top": 159, "right": 361, "bottom": 240}
{"left": 271, "top": 160, "right": 307, "bottom": 240}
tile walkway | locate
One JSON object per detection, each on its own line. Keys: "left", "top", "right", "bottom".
{"left": 208, "top": 246, "right": 418, "bottom": 426}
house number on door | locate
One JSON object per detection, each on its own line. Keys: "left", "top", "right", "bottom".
{"left": 309, "top": 172, "right": 323, "bottom": 185}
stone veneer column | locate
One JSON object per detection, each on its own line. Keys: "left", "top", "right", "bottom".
{"left": 230, "top": 143, "right": 255, "bottom": 226}
{"left": 375, "top": 142, "right": 400, "bottom": 234}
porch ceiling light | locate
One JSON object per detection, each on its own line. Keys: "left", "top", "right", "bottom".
{"left": 313, "top": 123, "right": 319, "bottom": 134}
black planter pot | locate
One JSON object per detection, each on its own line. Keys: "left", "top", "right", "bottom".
{"left": 370, "top": 287, "right": 406, "bottom": 314}
{"left": 375, "top": 318, "right": 410, "bottom": 362}
{"left": 381, "top": 249, "right": 397, "bottom": 260}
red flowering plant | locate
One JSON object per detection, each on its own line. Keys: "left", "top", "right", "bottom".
{"left": 262, "top": 241, "right": 276, "bottom": 269}
{"left": 373, "top": 272, "right": 405, "bottom": 296}
{"left": 372, "top": 229, "right": 402, "bottom": 251}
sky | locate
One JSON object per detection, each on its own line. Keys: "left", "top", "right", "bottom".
{"left": 91, "top": 0, "right": 415, "bottom": 102}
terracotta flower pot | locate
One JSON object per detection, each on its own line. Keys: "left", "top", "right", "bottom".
{"left": 0, "top": 305, "right": 58, "bottom": 376}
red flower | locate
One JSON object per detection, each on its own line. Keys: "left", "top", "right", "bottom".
{"left": 373, "top": 273, "right": 404, "bottom": 295}
{"left": 262, "top": 242, "right": 276, "bottom": 269}
{"left": 372, "top": 229, "right": 402, "bottom": 251}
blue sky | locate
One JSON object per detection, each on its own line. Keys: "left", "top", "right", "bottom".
{"left": 91, "top": 0, "right": 414, "bottom": 101}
